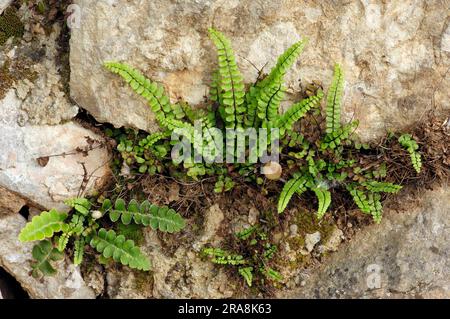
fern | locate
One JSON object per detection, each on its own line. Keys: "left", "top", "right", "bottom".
{"left": 65, "top": 198, "right": 91, "bottom": 216}
{"left": 398, "top": 134, "right": 422, "bottom": 173}
{"left": 278, "top": 174, "right": 308, "bottom": 213}
{"left": 275, "top": 92, "right": 323, "bottom": 136}
{"left": 139, "top": 132, "right": 166, "bottom": 150}
{"left": 312, "top": 187, "right": 332, "bottom": 219}
{"left": 104, "top": 62, "right": 173, "bottom": 121}
{"left": 238, "top": 267, "right": 253, "bottom": 287}
{"left": 30, "top": 240, "right": 64, "bottom": 278}
{"left": 73, "top": 238, "right": 85, "bottom": 266}
{"left": 325, "top": 63, "right": 344, "bottom": 134}
{"left": 201, "top": 247, "right": 246, "bottom": 265}
{"left": 57, "top": 215, "right": 85, "bottom": 252}
{"left": 246, "top": 39, "right": 308, "bottom": 126}
{"left": 19, "top": 209, "right": 68, "bottom": 242}
{"left": 320, "top": 121, "right": 357, "bottom": 150}
{"left": 208, "top": 28, "right": 246, "bottom": 129}
{"left": 101, "top": 198, "right": 186, "bottom": 233}
{"left": 90, "top": 228, "right": 151, "bottom": 271}
{"left": 261, "top": 267, "right": 283, "bottom": 282}
{"left": 361, "top": 181, "right": 402, "bottom": 193}
{"left": 347, "top": 185, "right": 383, "bottom": 223}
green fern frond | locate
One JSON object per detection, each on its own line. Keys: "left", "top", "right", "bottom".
{"left": 104, "top": 62, "right": 172, "bottom": 120}
{"left": 201, "top": 247, "right": 246, "bottom": 265}
{"left": 65, "top": 198, "right": 91, "bottom": 216}
{"left": 139, "top": 132, "right": 166, "bottom": 149}
{"left": 102, "top": 199, "right": 185, "bottom": 233}
{"left": 320, "top": 121, "right": 358, "bottom": 150}
{"left": 19, "top": 209, "right": 68, "bottom": 242}
{"left": 30, "top": 240, "right": 64, "bottom": 278}
{"left": 361, "top": 181, "right": 402, "bottom": 193}
{"left": 367, "top": 192, "right": 383, "bottom": 224}
{"left": 347, "top": 185, "right": 383, "bottom": 223}
{"left": 312, "top": 187, "right": 332, "bottom": 219}
{"left": 278, "top": 174, "right": 308, "bottom": 213}
{"left": 248, "top": 39, "right": 308, "bottom": 125}
{"left": 275, "top": 92, "right": 323, "bottom": 136}
{"left": 208, "top": 28, "right": 246, "bottom": 129}
{"left": 57, "top": 215, "right": 85, "bottom": 252}
{"left": 73, "top": 238, "right": 85, "bottom": 266}
{"left": 256, "top": 83, "right": 285, "bottom": 122}
{"left": 262, "top": 39, "right": 308, "bottom": 88}
{"left": 326, "top": 64, "right": 344, "bottom": 134}
{"left": 261, "top": 267, "right": 283, "bottom": 282}
{"left": 398, "top": 134, "right": 422, "bottom": 173}
{"left": 347, "top": 185, "right": 370, "bottom": 213}
{"left": 238, "top": 267, "right": 253, "bottom": 287}
{"left": 90, "top": 228, "right": 151, "bottom": 271}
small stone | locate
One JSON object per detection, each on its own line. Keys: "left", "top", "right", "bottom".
{"left": 305, "top": 231, "right": 321, "bottom": 253}
{"left": 272, "top": 232, "right": 283, "bottom": 244}
{"left": 248, "top": 206, "right": 259, "bottom": 225}
{"left": 289, "top": 224, "right": 298, "bottom": 236}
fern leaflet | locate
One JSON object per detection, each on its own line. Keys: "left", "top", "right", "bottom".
{"left": 102, "top": 199, "right": 186, "bottom": 233}
{"left": 278, "top": 174, "right": 308, "bottom": 213}
{"left": 326, "top": 64, "right": 344, "bottom": 134}
{"left": 30, "top": 240, "right": 64, "bottom": 278}
{"left": 208, "top": 28, "right": 246, "bottom": 129}
{"left": 90, "top": 228, "right": 151, "bottom": 271}
{"left": 312, "top": 187, "right": 332, "bottom": 219}
{"left": 19, "top": 209, "right": 68, "bottom": 242}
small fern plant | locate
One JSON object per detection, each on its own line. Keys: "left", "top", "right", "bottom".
{"left": 201, "top": 225, "right": 282, "bottom": 287}
{"left": 18, "top": 197, "right": 186, "bottom": 277}
{"left": 104, "top": 28, "right": 420, "bottom": 224}
{"left": 104, "top": 28, "right": 323, "bottom": 163}
{"left": 398, "top": 134, "right": 422, "bottom": 173}
{"left": 277, "top": 64, "right": 408, "bottom": 223}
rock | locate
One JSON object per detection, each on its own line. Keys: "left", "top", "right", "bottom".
{"left": 0, "top": 89, "right": 111, "bottom": 211}
{"left": 280, "top": 185, "right": 450, "bottom": 299}
{"left": 0, "top": 213, "right": 95, "bottom": 298}
{"left": 0, "top": 0, "right": 12, "bottom": 15}
{"left": 81, "top": 264, "right": 104, "bottom": 297}
{"left": 0, "top": 186, "right": 27, "bottom": 214}
{"left": 305, "top": 231, "right": 321, "bottom": 253}
{"left": 192, "top": 204, "right": 224, "bottom": 250}
{"left": 70, "top": 0, "right": 450, "bottom": 140}
{"left": 289, "top": 224, "right": 298, "bottom": 237}
{"left": 12, "top": 25, "right": 79, "bottom": 125}
{"left": 248, "top": 206, "right": 259, "bottom": 225}
{"left": 318, "top": 226, "right": 344, "bottom": 253}
{"left": 106, "top": 268, "right": 153, "bottom": 299}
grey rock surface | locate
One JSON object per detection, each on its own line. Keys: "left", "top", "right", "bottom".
{"left": 70, "top": 0, "right": 450, "bottom": 140}
{"left": 0, "top": 0, "right": 12, "bottom": 15}
{"left": 279, "top": 185, "right": 450, "bottom": 299}
{"left": 0, "top": 89, "right": 111, "bottom": 211}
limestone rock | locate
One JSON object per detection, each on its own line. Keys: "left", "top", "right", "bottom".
{"left": 305, "top": 231, "right": 321, "bottom": 253}
{"left": 0, "top": 0, "right": 12, "bottom": 15}
{"left": 0, "top": 186, "right": 27, "bottom": 214}
{"left": 0, "top": 213, "right": 95, "bottom": 299}
{"left": 70, "top": 0, "right": 450, "bottom": 140}
{"left": 193, "top": 204, "right": 224, "bottom": 250}
{"left": 280, "top": 185, "right": 450, "bottom": 299}
{"left": 0, "top": 89, "right": 111, "bottom": 211}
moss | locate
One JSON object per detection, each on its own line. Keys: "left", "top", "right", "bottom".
{"left": 0, "top": 58, "right": 38, "bottom": 99}
{"left": 278, "top": 209, "right": 336, "bottom": 270}
{"left": 133, "top": 270, "right": 154, "bottom": 292}
{"left": 0, "top": 7, "right": 24, "bottom": 46}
